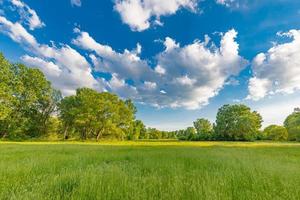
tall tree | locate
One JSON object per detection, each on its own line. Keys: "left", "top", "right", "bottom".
{"left": 284, "top": 108, "right": 300, "bottom": 141}
{"left": 193, "top": 118, "right": 212, "bottom": 135}
{"left": 0, "top": 53, "right": 15, "bottom": 137}
{"left": 214, "top": 104, "right": 262, "bottom": 141}
{"left": 59, "top": 88, "right": 136, "bottom": 140}
{"left": 129, "top": 120, "right": 146, "bottom": 140}
{"left": 0, "top": 55, "right": 60, "bottom": 138}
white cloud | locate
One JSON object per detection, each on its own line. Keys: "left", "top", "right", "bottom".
{"left": 114, "top": 0, "right": 198, "bottom": 31}
{"left": 73, "top": 29, "right": 247, "bottom": 109}
{"left": 72, "top": 29, "right": 154, "bottom": 82}
{"left": 154, "top": 65, "right": 166, "bottom": 75}
{"left": 10, "top": 0, "right": 45, "bottom": 30}
{"left": 247, "top": 30, "right": 300, "bottom": 101}
{"left": 21, "top": 55, "right": 62, "bottom": 77}
{"left": 71, "top": 0, "right": 81, "bottom": 7}
{"left": 216, "top": 0, "right": 236, "bottom": 7}
{"left": 144, "top": 81, "right": 157, "bottom": 90}
{"left": 0, "top": 16, "right": 102, "bottom": 96}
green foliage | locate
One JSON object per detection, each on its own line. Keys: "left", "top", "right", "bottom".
{"left": 59, "top": 88, "right": 135, "bottom": 140}
{"left": 284, "top": 109, "right": 300, "bottom": 141}
{"left": 214, "top": 104, "right": 263, "bottom": 141}
{"left": 193, "top": 118, "right": 213, "bottom": 140}
{"left": 129, "top": 120, "right": 146, "bottom": 140}
{"left": 177, "top": 127, "right": 196, "bottom": 140}
{"left": 0, "top": 54, "right": 61, "bottom": 139}
{"left": 264, "top": 125, "right": 288, "bottom": 141}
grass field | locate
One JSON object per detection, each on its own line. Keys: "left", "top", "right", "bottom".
{"left": 1, "top": 141, "right": 300, "bottom": 200}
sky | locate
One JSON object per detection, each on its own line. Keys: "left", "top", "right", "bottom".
{"left": 1, "top": 0, "right": 300, "bottom": 131}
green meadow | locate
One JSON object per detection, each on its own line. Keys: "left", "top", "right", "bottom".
{"left": 1, "top": 141, "right": 300, "bottom": 200}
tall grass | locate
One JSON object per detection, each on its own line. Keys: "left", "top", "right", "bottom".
{"left": 1, "top": 142, "right": 300, "bottom": 199}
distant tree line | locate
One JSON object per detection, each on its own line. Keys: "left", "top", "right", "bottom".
{"left": 1, "top": 53, "right": 300, "bottom": 141}
{"left": 177, "top": 105, "right": 300, "bottom": 142}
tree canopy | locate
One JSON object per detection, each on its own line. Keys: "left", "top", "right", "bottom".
{"left": 264, "top": 125, "right": 288, "bottom": 141}
{"left": 59, "top": 88, "right": 135, "bottom": 140}
{"left": 214, "top": 104, "right": 263, "bottom": 141}
{"left": 0, "top": 53, "right": 61, "bottom": 139}
{"left": 284, "top": 108, "right": 300, "bottom": 141}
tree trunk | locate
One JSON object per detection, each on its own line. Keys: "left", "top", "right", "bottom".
{"left": 2, "top": 132, "right": 8, "bottom": 139}
{"left": 96, "top": 130, "right": 102, "bottom": 141}
{"left": 63, "top": 126, "right": 68, "bottom": 140}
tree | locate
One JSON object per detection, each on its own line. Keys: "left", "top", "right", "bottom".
{"left": 185, "top": 127, "right": 196, "bottom": 140}
{"left": 284, "top": 109, "right": 300, "bottom": 141}
{"left": 0, "top": 55, "right": 60, "bottom": 139}
{"left": 129, "top": 120, "right": 146, "bottom": 140}
{"left": 193, "top": 118, "right": 212, "bottom": 140}
{"left": 264, "top": 125, "right": 288, "bottom": 141}
{"left": 59, "top": 88, "right": 136, "bottom": 140}
{"left": 0, "top": 53, "right": 14, "bottom": 137}
{"left": 214, "top": 104, "right": 262, "bottom": 141}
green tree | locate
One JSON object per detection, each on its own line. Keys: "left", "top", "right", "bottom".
{"left": 264, "top": 125, "right": 288, "bottom": 141}
{"left": 185, "top": 127, "right": 196, "bottom": 140}
{"left": 0, "top": 55, "right": 60, "bottom": 139}
{"left": 284, "top": 108, "right": 300, "bottom": 141}
{"left": 129, "top": 120, "right": 146, "bottom": 140}
{"left": 0, "top": 53, "right": 15, "bottom": 137}
{"left": 214, "top": 104, "right": 262, "bottom": 141}
{"left": 59, "top": 88, "right": 135, "bottom": 140}
{"left": 193, "top": 118, "right": 212, "bottom": 140}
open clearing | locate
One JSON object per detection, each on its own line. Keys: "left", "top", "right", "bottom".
{"left": 1, "top": 141, "right": 300, "bottom": 200}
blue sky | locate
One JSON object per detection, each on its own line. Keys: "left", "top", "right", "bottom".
{"left": 1, "top": 0, "right": 300, "bottom": 130}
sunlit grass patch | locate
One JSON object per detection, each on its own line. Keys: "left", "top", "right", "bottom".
{"left": 1, "top": 142, "right": 300, "bottom": 199}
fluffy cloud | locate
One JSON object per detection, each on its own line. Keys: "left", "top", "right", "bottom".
{"left": 0, "top": 1, "right": 247, "bottom": 109}
{"left": 72, "top": 29, "right": 154, "bottom": 81}
{"left": 0, "top": 16, "right": 101, "bottom": 96}
{"left": 152, "top": 29, "right": 247, "bottom": 109}
{"left": 114, "top": 0, "right": 198, "bottom": 31}
{"left": 10, "top": 0, "right": 45, "bottom": 30}
{"left": 71, "top": 0, "right": 81, "bottom": 7}
{"left": 73, "top": 29, "right": 247, "bottom": 109}
{"left": 247, "top": 30, "right": 300, "bottom": 101}
{"left": 0, "top": 16, "right": 37, "bottom": 46}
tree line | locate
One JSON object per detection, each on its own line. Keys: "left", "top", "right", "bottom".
{"left": 1, "top": 53, "right": 300, "bottom": 141}
{"left": 177, "top": 105, "right": 300, "bottom": 141}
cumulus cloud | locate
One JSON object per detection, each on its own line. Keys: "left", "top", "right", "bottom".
{"left": 71, "top": 0, "right": 81, "bottom": 7}
{"left": 0, "top": 16, "right": 102, "bottom": 96}
{"left": 114, "top": 0, "right": 198, "bottom": 31}
{"left": 72, "top": 29, "right": 154, "bottom": 82}
{"left": 0, "top": 0, "right": 248, "bottom": 110}
{"left": 247, "top": 30, "right": 300, "bottom": 101}
{"left": 73, "top": 29, "right": 247, "bottom": 109}
{"left": 10, "top": 0, "right": 45, "bottom": 30}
